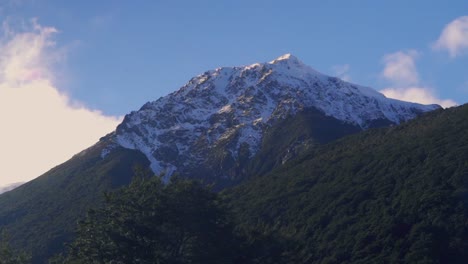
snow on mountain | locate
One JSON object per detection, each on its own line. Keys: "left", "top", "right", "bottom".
{"left": 109, "top": 54, "right": 440, "bottom": 179}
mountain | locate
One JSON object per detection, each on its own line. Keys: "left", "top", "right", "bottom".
{"left": 106, "top": 54, "right": 439, "bottom": 186}
{"left": 226, "top": 104, "right": 468, "bottom": 263}
{"left": 0, "top": 143, "right": 149, "bottom": 263}
{"left": 0, "top": 54, "right": 439, "bottom": 263}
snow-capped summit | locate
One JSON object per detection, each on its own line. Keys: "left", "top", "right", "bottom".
{"left": 109, "top": 55, "right": 440, "bottom": 183}
{"left": 270, "top": 53, "right": 301, "bottom": 64}
{"left": 267, "top": 53, "right": 322, "bottom": 78}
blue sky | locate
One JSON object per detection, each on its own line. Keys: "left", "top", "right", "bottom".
{"left": 0, "top": 0, "right": 467, "bottom": 187}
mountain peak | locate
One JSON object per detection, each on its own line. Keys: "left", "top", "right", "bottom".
{"left": 269, "top": 53, "right": 302, "bottom": 65}
{"left": 114, "top": 55, "right": 441, "bottom": 182}
{"left": 267, "top": 53, "right": 321, "bottom": 76}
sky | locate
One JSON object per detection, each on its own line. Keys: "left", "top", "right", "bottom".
{"left": 0, "top": 0, "right": 467, "bottom": 188}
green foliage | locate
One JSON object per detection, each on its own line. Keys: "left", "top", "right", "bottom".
{"left": 248, "top": 108, "right": 361, "bottom": 177}
{"left": 0, "top": 107, "right": 366, "bottom": 263}
{"left": 0, "top": 231, "right": 30, "bottom": 264}
{"left": 4, "top": 104, "right": 468, "bottom": 263}
{"left": 65, "top": 176, "right": 239, "bottom": 264}
{"left": 0, "top": 143, "right": 150, "bottom": 263}
{"left": 225, "top": 105, "right": 468, "bottom": 263}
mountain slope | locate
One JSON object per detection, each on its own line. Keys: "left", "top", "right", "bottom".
{"left": 225, "top": 104, "right": 468, "bottom": 263}
{"left": 0, "top": 54, "right": 440, "bottom": 262}
{"left": 0, "top": 140, "right": 150, "bottom": 263}
{"left": 110, "top": 54, "right": 439, "bottom": 185}
{"left": 0, "top": 182, "right": 23, "bottom": 195}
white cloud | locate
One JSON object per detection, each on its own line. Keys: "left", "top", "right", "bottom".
{"left": 381, "top": 50, "right": 419, "bottom": 86}
{"left": 379, "top": 50, "right": 456, "bottom": 108}
{"left": 380, "top": 87, "right": 456, "bottom": 108}
{"left": 433, "top": 16, "right": 468, "bottom": 57}
{"left": 0, "top": 20, "right": 121, "bottom": 188}
{"left": 0, "top": 182, "right": 23, "bottom": 194}
{"left": 332, "top": 64, "right": 351, "bottom": 81}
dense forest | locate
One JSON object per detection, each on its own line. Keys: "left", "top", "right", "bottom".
{"left": 227, "top": 105, "right": 468, "bottom": 263}
{"left": 4, "top": 104, "right": 468, "bottom": 263}
{"left": 0, "top": 107, "right": 365, "bottom": 262}
{"left": 0, "top": 146, "right": 150, "bottom": 263}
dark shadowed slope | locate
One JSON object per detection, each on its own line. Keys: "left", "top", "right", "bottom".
{"left": 226, "top": 105, "right": 468, "bottom": 263}
{"left": 0, "top": 139, "right": 150, "bottom": 263}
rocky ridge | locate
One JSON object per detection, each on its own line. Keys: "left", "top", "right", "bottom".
{"left": 106, "top": 54, "right": 440, "bottom": 181}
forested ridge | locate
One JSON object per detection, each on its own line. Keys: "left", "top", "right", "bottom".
{"left": 226, "top": 105, "right": 468, "bottom": 263}
{"left": 0, "top": 107, "right": 365, "bottom": 262}
{"left": 4, "top": 104, "right": 468, "bottom": 263}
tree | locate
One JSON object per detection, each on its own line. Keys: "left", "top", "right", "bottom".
{"left": 65, "top": 176, "right": 239, "bottom": 263}
{"left": 0, "top": 231, "right": 30, "bottom": 264}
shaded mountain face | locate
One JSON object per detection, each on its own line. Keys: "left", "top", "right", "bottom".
{"left": 0, "top": 142, "right": 150, "bottom": 263}
{"left": 109, "top": 54, "right": 439, "bottom": 185}
{"left": 225, "top": 105, "right": 468, "bottom": 263}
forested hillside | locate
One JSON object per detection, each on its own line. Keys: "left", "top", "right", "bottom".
{"left": 57, "top": 104, "right": 468, "bottom": 264}
{"left": 226, "top": 105, "right": 468, "bottom": 263}
{"left": 0, "top": 143, "right": 150, "bottom": 263}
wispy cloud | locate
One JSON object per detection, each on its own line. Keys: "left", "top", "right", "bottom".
{"left": 0, "top": 19, "right": 121, "bottom": 188}
{"left": 381, "top": 50, "right": 419, "bottom": 86}
{"left": 379, "top": 50, "right": 456, "bottom": 108}
{"left": 0, "top": 182, "right": 23, "bottom": 194}
{"left": 331, "top": 64, "right": 351, "bottom": 81}
{"left": 433, "top": 16, "right": 468, "bottom": 58}
{"left": 380, "top": 87, "right": 456, "bottom": 108}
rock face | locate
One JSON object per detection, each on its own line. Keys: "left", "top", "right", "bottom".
{"left": 108, "top": 54, "right": 440, "bottom": 184}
